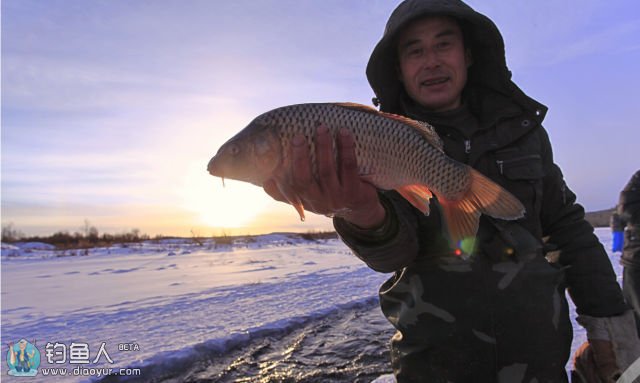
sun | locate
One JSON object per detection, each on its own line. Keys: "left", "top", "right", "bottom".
{"left": 180, "top": 162, "right": 272, "bottom": 229}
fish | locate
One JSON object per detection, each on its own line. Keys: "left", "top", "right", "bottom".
{"left": 207, "top": 102, "right": 525, "bottom": 244}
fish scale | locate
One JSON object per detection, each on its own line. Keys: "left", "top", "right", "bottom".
{"left": 208, "top": 102, "right": 525, "bottom": 245}
{"left": 271, "top": 103, "right": 469, "bottom": 201}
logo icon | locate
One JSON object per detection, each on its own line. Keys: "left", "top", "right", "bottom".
{"left": 6, "top": 339, "right": 40, "bottom": 377}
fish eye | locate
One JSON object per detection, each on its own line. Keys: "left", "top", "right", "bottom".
{"left": 228, "top": 144, "right": 240, "bottom": 156}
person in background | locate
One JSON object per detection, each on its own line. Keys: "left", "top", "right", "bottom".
{"left": 611, "top": 211, "right": 625, "bottom": 253}
{"left": 617, "top": 170, "right": 640, "bottom": 337}
{"left": 264, "top": 0, "right": 640, "bottom": 381}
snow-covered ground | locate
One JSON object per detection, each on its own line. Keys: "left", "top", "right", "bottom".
{"left": 0, "top": 229, "right": 623, "bottom": 382}
{"left": 1, "top": 234, "right": 388, "bottom": 381}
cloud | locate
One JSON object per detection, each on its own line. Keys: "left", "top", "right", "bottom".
{"left": 545, "top": 21, "right": 640, "bottom": 66}
{"left": 470, "top": 0, "right": 640, "bottom": 71}
{"left": 4, "top": 0, "right": 636, "bottom": 235}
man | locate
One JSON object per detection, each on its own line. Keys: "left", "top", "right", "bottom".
{"left": 618, "top": 170, "right": 640, "bottom": 335}
{"left": 264, "top": 1, "right": 639, "bottom": 381}
{"left": 612, "top": 211, "right": 625, "bottom": 253}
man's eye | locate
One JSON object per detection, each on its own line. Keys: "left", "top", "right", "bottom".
{"left": 437, "top": 41, "right": 451, "bottom": 50}
{"left": 408, "top": 48, "right": 422, "bottom": 57}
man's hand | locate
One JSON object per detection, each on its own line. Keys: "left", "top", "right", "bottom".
{"left": 263, "top": 125, "right": 386, "bottom": 229}
{"left": 572, "top": 311, "right": 640, "bottom": 383}
{"left": 573, "top": 340, "right": 621, "bottom": 383}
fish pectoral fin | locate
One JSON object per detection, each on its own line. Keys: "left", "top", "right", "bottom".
{"left": 292, "top": 201, "right": 306, "bottom": 222}
{"left": 396, "top": 184, "right": 433, "bottom": 215}
{"left": 275, "top": 181, "right": 306, "bottom": 222}
{"left": 436, "top": 196, "right": 481, "bottom": 246}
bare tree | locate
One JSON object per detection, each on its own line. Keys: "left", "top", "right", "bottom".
{"left": 1, "top": 223, "right": 23, "bottom": 242}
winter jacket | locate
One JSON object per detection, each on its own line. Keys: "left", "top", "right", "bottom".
{"left": 619, "top": 170, "right": 640, "bottom": 267}
{"left": 333, "top": 0, "right": 627, "bottom": 381}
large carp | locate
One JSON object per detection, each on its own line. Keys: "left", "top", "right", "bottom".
{"left": 208, "top": 102, "right": 525, "bottom": 243}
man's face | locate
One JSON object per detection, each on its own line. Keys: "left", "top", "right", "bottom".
{"left": 397, "top": 16, "right": 472, "bottom": 112}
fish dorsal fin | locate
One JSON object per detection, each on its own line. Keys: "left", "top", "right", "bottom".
{"left": 384, "top": 114, "right": 443, "bottom": 152}
{"left": 334, "top": 102, "right": 380, "bottom": 114}
{"left": 409, "top": 119, "right": 443, "bottom": 152}
{"left": 333, "top": 102, "right": 444, "bottom": 152}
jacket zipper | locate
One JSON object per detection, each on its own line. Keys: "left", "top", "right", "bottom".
{"left": 464, "top": 140, "right": 471, "bottom": 154}
{"left": 495, "top": 154, "right": 541, "bottom": 175}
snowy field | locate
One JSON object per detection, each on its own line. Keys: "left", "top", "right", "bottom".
{"left": 1, "top": 228, "right": 623, "bottom": 382}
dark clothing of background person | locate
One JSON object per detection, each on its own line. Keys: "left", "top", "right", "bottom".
{"left": 334, "top": 0, "right": 629, "bottom": 381}
{"left": 619, "top": 170, "right": 640, "bottom": 267}
{"left": 611, "top": 212, "right": 625, "bottom": 252}
{"left": 618, "top": 170, "right": 640, "bottom": 336}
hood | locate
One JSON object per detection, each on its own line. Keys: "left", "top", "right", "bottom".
{"left": 623, "top": 170, "right": 640, "bottom": 193}
{"left": 366, "top": 0, "right": 547, "bottom": 122}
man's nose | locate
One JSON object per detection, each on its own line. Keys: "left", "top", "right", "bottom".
{"left": 422, "top": 50, "right": 441, "bottom": 70}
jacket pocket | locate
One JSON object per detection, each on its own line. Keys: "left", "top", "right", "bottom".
{"left": 493, "top": 152, "right": 545, "bottom": 226}
{"left": 496, "top": 153, "right": 543, "bottom": 179}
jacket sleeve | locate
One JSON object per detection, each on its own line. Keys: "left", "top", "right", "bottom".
{"left": 539, "top": 132, "right": 627, "bottom": 317}
{"left": 333, "top": 191, "right": 421, "bottom": 273}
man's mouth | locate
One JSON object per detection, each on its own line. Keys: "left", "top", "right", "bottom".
{"left": 421, "top": 77, "right": 449, "bottom": 86}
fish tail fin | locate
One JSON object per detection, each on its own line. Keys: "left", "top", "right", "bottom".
{"left": 468, "top": 168, "right": 526, "bottom": 220}
{"left": 436, "top": 168, "right": 525, "bottom": 245}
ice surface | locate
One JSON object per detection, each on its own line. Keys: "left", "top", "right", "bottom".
{"left": 0, "top": 228, "right": 624, "bottom": 382}
{"left": 1, "top": 235, "right": 388, "bottom": 381}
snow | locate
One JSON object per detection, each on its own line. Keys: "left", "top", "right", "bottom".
{"left": 0, "top": 228, "right": 624, "bottom": 382}
{"left": 1, "top": 235, "right": 387, "bottom": 381}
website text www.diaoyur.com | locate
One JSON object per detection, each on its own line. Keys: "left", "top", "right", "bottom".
{"left": 39, "top": 366, "right": 142, "bottom": 378}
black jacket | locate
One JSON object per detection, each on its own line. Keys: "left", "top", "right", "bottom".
{"left": 334, "top": 0, "right": 626, "bottom": 380}
{"left": 619, "top": 170, "right": 640, "bottom": 266}
{"left": 339, "top": 0, "right": 625, "bottom": 319}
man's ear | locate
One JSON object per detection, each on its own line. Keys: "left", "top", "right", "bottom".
{"left": 465, "top": 47, "right": 473, "bottom": 68}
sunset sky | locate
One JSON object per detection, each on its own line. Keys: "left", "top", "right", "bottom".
{"left": 2, "top": 0, "right": 639, "bottom": 237}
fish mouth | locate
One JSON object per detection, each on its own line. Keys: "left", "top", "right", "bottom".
{"left": 420, "top": 77, "right": 449, "bottom": 87}
{"left": 207, "top": 156, "right": 222, "bottom": 177}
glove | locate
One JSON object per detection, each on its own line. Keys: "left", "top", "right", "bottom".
{"left": 612, "top": 230, "right": 624, "bottom": 252}
{"left": 571, "top": 310, "right": 640, "bottom": 382}
{"left": 573, "top": 339, "right": 621, "bottom": 382}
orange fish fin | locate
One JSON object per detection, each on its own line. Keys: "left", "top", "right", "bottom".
{"left": 436, "top": 196, "right": 482, "bottom": 245}
{"left": 435, "top": 168, "right": 526, "bottom": 245}
{"left": 467, "top": 168, "right": 525, "bottom": 220}
{"left": 275, "top": 181, "right": 306, "bottom": 221}
{"left": 396, "top": 184, "right": 433, "bottom": 215}
{"left": 292, "top": 201, "right": 306, "bottom": 222}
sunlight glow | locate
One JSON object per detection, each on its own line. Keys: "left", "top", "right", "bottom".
{"left": 180, "top": 162, "right": 272, "bottom": 229}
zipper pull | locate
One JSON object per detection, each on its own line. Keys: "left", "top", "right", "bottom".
{"left": 464, "top": 140, "right": 471, "bottom": 154}
{"left": 497, "top": 160, "right": 504, "bottom": 174}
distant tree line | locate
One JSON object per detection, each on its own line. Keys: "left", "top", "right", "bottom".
{"left": 1, "top": 222, "right": 341, "bottom": 250}
{"left": 1, "top": 220, "right": 150, "bottom": 249}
